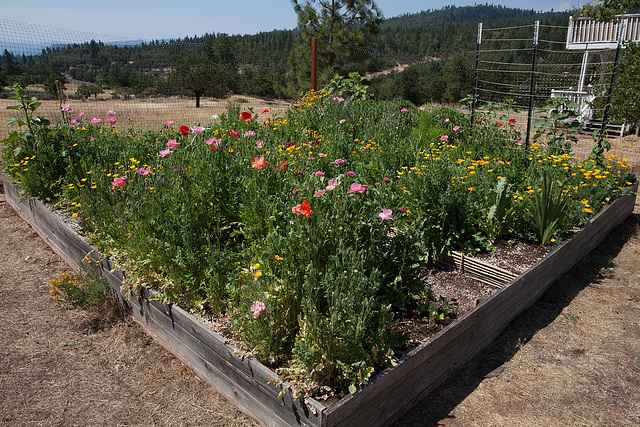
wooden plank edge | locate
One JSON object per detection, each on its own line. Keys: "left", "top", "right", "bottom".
{"left": 3, "top": 175, "right": 325, "bottom": 427}
{"left": 324, "top": 183, "right": 637, "bottom": 426}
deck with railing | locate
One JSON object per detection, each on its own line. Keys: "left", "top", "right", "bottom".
{"left": 567, "top": 14, "right": 640, "bottom": 50}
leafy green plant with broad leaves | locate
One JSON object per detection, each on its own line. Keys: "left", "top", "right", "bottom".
{"left": 481, "top": 177, "right": 513, "bottom": 243}
{"left": 533, "top": 97, "right": 582, "bottom": 156}
{"left": 323, "top": 72, "right": 372, "bottom": 101}
{"left": 530, "top": 171, "right": 571, "bottom": 245}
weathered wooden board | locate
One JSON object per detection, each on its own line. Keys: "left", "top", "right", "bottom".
{"left": 4, "top": 172, "right": 636, "bottom": 427}
{"left": 322, "top": 181, "right": 638, "bottom": 427}
{"left": 2, "top": 174, "right": 325, "bottom": 427}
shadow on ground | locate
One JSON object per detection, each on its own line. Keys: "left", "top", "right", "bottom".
{"left": 394, "top": 213, "right": 640, "bottom": 426}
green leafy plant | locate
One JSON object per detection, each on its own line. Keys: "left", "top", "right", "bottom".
{"left": 533, "top": 97, "right": 582, "bottom": 155}
{"left": 530, "top": 171, "right": 571, "bottom": 245}
{"left": 323, "top": 72, "right": 372, "bottom": 101}
{"left": 50, "top": 256, "right": 116, "bottom": 312}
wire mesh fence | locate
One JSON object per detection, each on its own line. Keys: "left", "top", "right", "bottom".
{"left": 1, "top": 17, "right": 638, "bottom": 166}
{"left": 0, "top": 19, "right": 291, "bottom": 139}
{"left": 470, "top": 20, "right": 639, "bottom": 166}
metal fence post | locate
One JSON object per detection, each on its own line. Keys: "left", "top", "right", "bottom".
{"left": 470, "top": 23, "right": 482, "bottom": 134}
{"left": 525, "top": 21, "right": 539, "bottom": 149}
{"left": 598, "top": 19, "right": 627, "bottom": 145}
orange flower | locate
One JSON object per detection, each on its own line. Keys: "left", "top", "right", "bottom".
{"left": 252, "top": 156, "right": 268, "bottom": 169}
{"left": 292, "top": 200, "right": 312, "bottom": 217}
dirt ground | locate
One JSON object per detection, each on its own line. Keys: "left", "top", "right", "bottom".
{"left": 2, "top": 181, "right": 640, "bottom": 426}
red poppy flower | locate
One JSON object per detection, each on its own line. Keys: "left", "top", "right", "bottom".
{"left": 497, "top": 122, "right": 503, "bottom": 127}
{"left": 278, "top": 161, "right": 288, "bottom": 172}
{"left": 239, "top": 112, "right": 252, "bottom": 121}
{"left": 292, "top": 200, "right": 312, "bottom": 218}
{"left": 261, "top": 109, "right": 269, "bottom": 114}
{"left": 209, "top": 145, "right": 217, "bottom": 152}
{"left": 508, "top": 119, "right": 516, "bottom": 124}
{"left": 179, "top": 125, "right": 189, "bottom": 136}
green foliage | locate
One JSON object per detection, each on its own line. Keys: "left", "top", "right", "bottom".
{"left": 575, "top": 1, "right": 640, "bottom": 21}
{"left": 323, "top": 72, "right": 372, "bottom": 100}
{"left": 481, "top": 177, "right": 513, "bottom": 242}
{"left": 533, "top": 97, "right": 582, "bottom": 155}
{"left": 50, "top": 257, "right": 114, "bottom": 311}
{"left": 1, "top": 85, "right": 71, "bottom": 201}
{"left": 4, "top": 92, "right": 631, "bottom": 397}
{"left": 292, "top": 0, "right": 382, "bottom": 72}
{"left": 529, "top": 171, "right": 571, "bottom": 246}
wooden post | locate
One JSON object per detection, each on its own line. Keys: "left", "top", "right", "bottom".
{"left": 311, "top": 38, "right": 318, "bottom": 91}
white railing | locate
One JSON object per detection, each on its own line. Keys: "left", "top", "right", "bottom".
{"left": 550, "top": 89, "right": 595, "bottom": 125}
{"left": 567, "top": 14, "right": 640, "bottom": 50}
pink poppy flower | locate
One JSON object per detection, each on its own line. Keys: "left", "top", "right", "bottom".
{"left": 326, "top": 178, "right": 341, "bottom": 191}
{"left": 256, "top": 140, "right": 264, "bottom": 149}
{"left": 90, "top": 137, "right": 95, "bottom": 142}
{"left": 60, "top": 104, "right": 73, "bottom": 113}
{"left": 71, "top": 119, "right": 81, "bottom": 124}
{"left": 347, "top": 182, "right": 368, "bottom": 194}
{"left": 90, "top": 117, "right": 101, "bottom": 124}
{"left": 313, "top": 189, "right": 326, "bottom": 198}
{"left": 339, "top": 119, "right": 346, "bottom": 124}
{"left": 453, "top": 126, "right": 461, "bottom": 132}
{"left": 159, "top": 149, "right": 173, "bottom": 158}
{"left": 78, "top": 112, "right": 85, "bottom": 117}
{"left": 164, "top": 120, "right": 174, "bottom": 126}
{"left": 112, "top": 177, "right": 127, "bottom": 187}
{"left": 191, "top": 126, "right": 205, "bottom": 135}
{"left": 206, "top": 137, "right": 222, "bottom": 146}
{"left": 516, "top": 141, "right": 523, "bottom": 146}
{"left": 106, "top": 116, "right": 117, "bottom": 124}
{"left": 167, "top": 139, "right": 180, "bottom": 148}
{"left": 444, "top": 118, "right": 450, "bottom": 123}
{"left": 137, "top": 167, "right": 151, "bottom": 176}
{"left": 107, "top": 110, "right": 116, "bottom": 115}
{"left": 378, "top": 208, "right": 394, "bottom": 221}
{"left": 401, "top": 108, "right": 408, "bottom": 112}
{"left": 440, "top": 135, "right": 449, "bottom": 141}
{"left": 250, "top": 301, "right": 266, "bottom": 318}
{"left": 244, "top": 130, "right": 256, "bottom": 137}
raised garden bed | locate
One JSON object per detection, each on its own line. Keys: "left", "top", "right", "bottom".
{"left": 4, "top": 173, "right": 637, "bottom": 426}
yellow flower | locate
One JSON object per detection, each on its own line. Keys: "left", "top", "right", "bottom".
{"left": 252, "top": 263, "right": 260, "bottom": 270}
{"left": 253, "top": 271, "right": 262, "bottom": 278}
{"left": 275, "top": 255, "right": 283, "bottom": 261}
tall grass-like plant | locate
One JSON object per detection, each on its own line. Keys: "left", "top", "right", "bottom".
{"left": 530, "top": 171, "right": 571, "bottom": 245}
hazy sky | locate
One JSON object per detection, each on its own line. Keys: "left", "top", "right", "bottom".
{"left": 1, "top": 0, "right": 583, "bottom": 40}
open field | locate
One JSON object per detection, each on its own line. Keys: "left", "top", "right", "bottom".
{"left": 0, "top": 91, "right": 291, "bottom": 139}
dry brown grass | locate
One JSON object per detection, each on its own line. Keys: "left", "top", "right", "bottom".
{"left": 0, "top": 89, "right": 291, "bottom": 139}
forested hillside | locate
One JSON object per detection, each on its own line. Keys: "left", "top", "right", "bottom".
{"left": 0, "top": 4, "right": 570, "bottom": 104}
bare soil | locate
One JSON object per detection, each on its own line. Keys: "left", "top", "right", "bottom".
{"left": 2, "top": 179, "right": 640, "bottom": 426}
